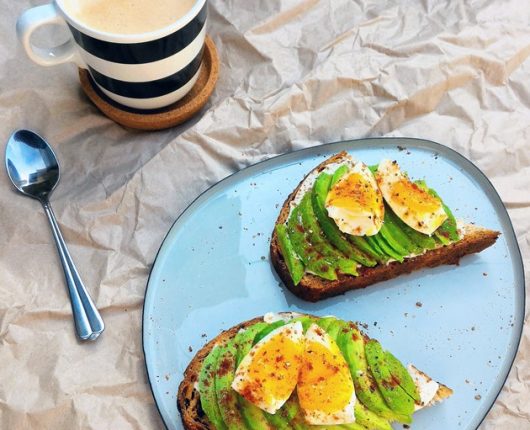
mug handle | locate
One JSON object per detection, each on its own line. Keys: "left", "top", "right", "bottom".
{"left": 16, "top": 4, "right": 83, "bottom": 67}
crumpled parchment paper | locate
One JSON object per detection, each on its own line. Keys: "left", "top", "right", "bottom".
{"left": 1, "top": 0, "right": 529, "bottom": 428}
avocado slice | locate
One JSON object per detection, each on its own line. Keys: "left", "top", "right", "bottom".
{"left": 383, "top": 350, "right": 420, "bottom": 404}
{"left": 320, "top": 317, "right": 350, "bottom": 343}
{"left": 324, "top": 320, "right": 344, "bottom": 341}
{"left": 291, "top": 315, "right": 316, "bottom": 332}
{"left": 354, "top": 402, "right": 392, "bottom": 430}
{"left": 364, "top": 340, "right": 415, "bottom": 418}
{"left": 348, "top": 235, "right": 388, "bottom": 263}
{"left": 298, "top": 193, "right": 358, "bottom": 276}
{"left": 287, "top": 205, "right": 338, "bottom": 280}
{"left": 363, "top": 235, "right": 386, "bottom": 258}
{"left": 233, "top": 322, "right": 269, "bottom": 365}
{"left": 253, "top": 317, "right": 315, "bottom": 346}
{"left": 277, "top": 396, "right": 299, "bottom": 423}
{"left": 239, "top": 396, "right": 275, "bottom": 430}
{"left": 316, "top": 316, "right": 339, "bottom": 333}
{"left": 198, "top": 345, "right": 228, "bottom": 430}
{"left": 385, "top": 207, "right": 437, "bottom": 251}
{"left": 330, "top": 164, "right": 350, "bottom": 186}
{"left": 312, "top": 173, "right": 377, "bottom": 267}
{"left": 378, "top": 223, "right": 410, "bottom": 256}
{"left": 377, "top": 207, "right": 427, "bottom": 258}
{"left": 264, "top": 403, "right": 295, "bottom": 430}
{"left": 264, "top": 413, "right": 292, "bottom": 429}
{"left": 282, "top": 395, "right": 302, "bottom": 424}
{"left": 382, "top": 209, "right": 423, "bottom": 255}
{"left": 284, "top": 395, "right": 310, "bottom": 430}
{"left": 276, "top": 224, "right": 305, "bottom": 285}
{"left": 372, "top": 234, "right": 404, "bottom": 262}
{"left": 253, "top": 320, "right": 285, "bottom": 345}
{"left": 336, "top": 324, "right": 411, "bottom": 424}
{"left": 214, "top": 341, "right": 247, "bottom": 429}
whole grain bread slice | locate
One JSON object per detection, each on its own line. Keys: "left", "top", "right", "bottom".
{"left": 270, "top": 152, "right": 500, "bottom": 302}
{"left": 176, "top": 313, "right": 453, "bottom": 429}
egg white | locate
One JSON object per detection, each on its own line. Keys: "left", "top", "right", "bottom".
{"left": 376, "top": 159, "right": 447, "bottom": 235}
{"left": 325, "top": 162, "right": 384, "bottom": 236}
{"left": 231, "top": 322, "right": 304, "bottom": 414}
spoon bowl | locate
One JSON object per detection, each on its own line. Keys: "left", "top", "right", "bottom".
{"left": 5, "top": 129, "right": 60, "bottom": 200}
{"left": 5, "top": 130, "right": 104, "bottom": 341}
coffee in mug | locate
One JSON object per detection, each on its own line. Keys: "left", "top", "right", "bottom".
{"left": 61, "top": 0, "right": 196, "bottom": 34}
{"left": 17, "top": 0, "right": 207, "bottom": 110}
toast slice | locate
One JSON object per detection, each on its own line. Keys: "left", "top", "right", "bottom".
{"left": 270, "top": 152, "right": 500, "bottom": 302}
{"left": 177, "top": 313, "right": 453, "bottom": 430}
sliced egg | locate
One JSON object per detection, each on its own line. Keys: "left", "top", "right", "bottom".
{"left": 376, "top": 159, "right": 447, "bottom": 235}
{"left": 231, "top": 322, "right": 304, "bottom": 414}
{"left": 297, "top": 324, "right": 356, "bottom": 425}
{"left": 325, "top": 162, "right": 384, "bottom": 236}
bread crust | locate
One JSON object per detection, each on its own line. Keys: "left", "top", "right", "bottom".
{"left": 270, "top": 151, "right": 500, "bottom": 302}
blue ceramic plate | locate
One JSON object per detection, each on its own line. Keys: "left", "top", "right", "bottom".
{"left": 143, "top": 138, "right": 524, "bottom": 430}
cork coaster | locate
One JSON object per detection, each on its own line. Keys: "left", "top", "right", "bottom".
{"left": 79, "top": 36, "right": 219, "bottom": 131}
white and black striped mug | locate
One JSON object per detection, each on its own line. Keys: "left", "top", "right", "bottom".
{"left": 17, "top": 0, "right": 207, "bottom": 110}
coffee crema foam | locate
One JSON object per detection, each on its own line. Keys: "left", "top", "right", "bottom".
{"left": 62, "top": 0, "right": 196, "bottom": 34}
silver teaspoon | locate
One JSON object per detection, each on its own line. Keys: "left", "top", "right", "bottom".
{"left": 5, "top": 130, "right": 104, "bottom": 341}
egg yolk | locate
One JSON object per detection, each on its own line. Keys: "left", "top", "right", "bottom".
{"left": 389, "top": 179, "right": 442, "bottom": 213}
{"left": 237, "top": 333, "right": 303, "bottom": 408}
{"left": 297, "top": 339, "right": 354, "bottom": 414}
{"left": 327, "top": 173, "right": 381, "bottom": 214}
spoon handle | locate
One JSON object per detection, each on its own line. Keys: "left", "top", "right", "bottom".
{"left": 42, "top": 200, "right": 105, "bottom": 341}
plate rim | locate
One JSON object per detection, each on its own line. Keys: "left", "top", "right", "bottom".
{"left": 142, "top": 137, "right": 526, "bottom": 430}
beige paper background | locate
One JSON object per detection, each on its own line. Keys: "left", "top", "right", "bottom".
{"left": 1, "top": 0, "right": 528, "bottom": 428}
